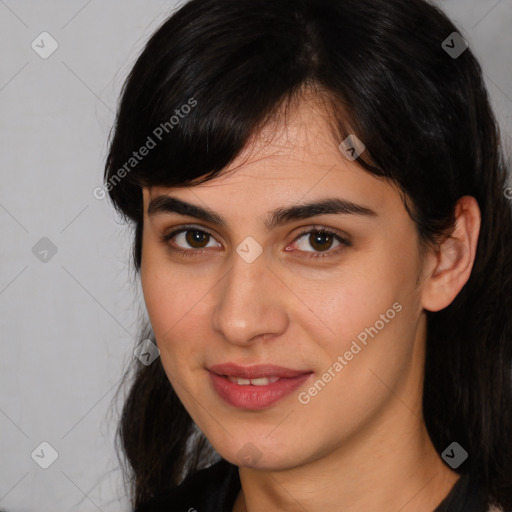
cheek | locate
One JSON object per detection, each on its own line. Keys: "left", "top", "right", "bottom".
{"left": 141, "top": 233, "right": 192, "bottom": 337}
{"left": 140, "top": 255, "right": 213, "bottom": 375}
{"left": 304, "top": 265, "right": 400, "bottom": 344}
{"left": 307, "top": 245, "right": 420, "bottom": 382}
{"left": 142, "top": 271, "right": 198, "bottom": 341}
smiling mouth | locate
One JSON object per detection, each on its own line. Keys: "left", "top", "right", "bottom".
{"left": 207, "top": 363, "right": 313, "bottom": 409}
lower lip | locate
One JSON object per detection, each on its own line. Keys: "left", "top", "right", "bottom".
{"left": 209, "top": 371, "right": 313, "bottom": 410}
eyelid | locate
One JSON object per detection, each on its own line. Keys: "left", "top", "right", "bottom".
{"left": 161, "top": 224, "right": 218, "bottom": 240}
{"left": 160, "top": 224, "right": 221, "bottom": 253}
{"left": 292, "top": 224, "right": 351, "bottom": 248}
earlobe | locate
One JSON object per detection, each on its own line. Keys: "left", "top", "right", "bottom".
{"left": 421, "top": 196, "right": 481, "bottom": 312}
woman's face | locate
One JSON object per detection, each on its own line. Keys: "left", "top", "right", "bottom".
{"left": 140, "top": 97, "right": 432, "bottom": 470}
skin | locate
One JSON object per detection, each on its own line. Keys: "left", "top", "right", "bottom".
{"left": 140, "top": 92, "right": 481, "bottom": 512}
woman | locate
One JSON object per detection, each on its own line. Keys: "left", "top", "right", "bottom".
{"left": 103, "top": 0, "right": 512, "bottom": 510}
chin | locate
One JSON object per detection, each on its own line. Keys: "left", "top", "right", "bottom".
{"left": 214, "top": 434, "right": 307, "bottom": 471}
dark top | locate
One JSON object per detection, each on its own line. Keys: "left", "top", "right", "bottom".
{"left": 134, "top": 458, "right": 490, "bottom": 512}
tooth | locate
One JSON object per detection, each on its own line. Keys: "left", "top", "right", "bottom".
{"left": 250, "top": 376, "right": 280, "bottom": 385}
{"left": 250, "top": 377, "right": 270, "bottom": 386}
{"left": 227, "top": 376, "right": 281, "bottom": 385}
{"left": 228, "top": 377, "right": 251, "bottom": 385}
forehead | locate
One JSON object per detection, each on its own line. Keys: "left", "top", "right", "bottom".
{"left": 143, "top": 95, "right": 403, "bottom": 218}
{"left": 228, "top": 91, "right": 347, "bottom": 167}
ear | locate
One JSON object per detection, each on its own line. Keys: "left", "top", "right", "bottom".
{"left": 421, "top": 196, "right": 481, "bottom": 312}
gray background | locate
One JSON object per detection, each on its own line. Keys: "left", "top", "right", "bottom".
{"left": 0, "top": 1, "right": 511, "bottom": 511}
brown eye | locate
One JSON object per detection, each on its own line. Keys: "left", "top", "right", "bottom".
{"left": 308, "top": 231, "right": 335, "bottom": 252}
{"left": 184, "top": 229, "right": 210, "bottom": 248}
{"left": 293, "top": 229, "right": 348, "bottom": 255}
{"left": 161, "top": 227, "right": 221, "bottom": 254}
{"left": 293, "top": 227, "right": 351, "bottom": 258}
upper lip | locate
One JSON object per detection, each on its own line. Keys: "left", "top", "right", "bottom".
{"left": 208, "top": 363, "right": 312, "bottom": 379}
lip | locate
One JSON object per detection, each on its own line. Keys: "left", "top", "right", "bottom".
{"left": 208, "top": 363, "right": 313, "bottom": 410}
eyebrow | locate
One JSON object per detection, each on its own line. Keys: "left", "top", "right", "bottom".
{"left": 147, "top": 195, "right": 378, "bottom": 230}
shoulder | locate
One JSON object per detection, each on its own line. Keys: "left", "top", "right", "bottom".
{"left": 133, "top": 458, "right": 240, "bottom": 512}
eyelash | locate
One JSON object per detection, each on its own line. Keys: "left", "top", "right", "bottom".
{"left": 160, "top": 224, "right": 351, "bottom": 260}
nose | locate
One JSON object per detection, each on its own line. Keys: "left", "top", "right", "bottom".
{"left": 211, "top": 250, "right": 289, "bottom": 345}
